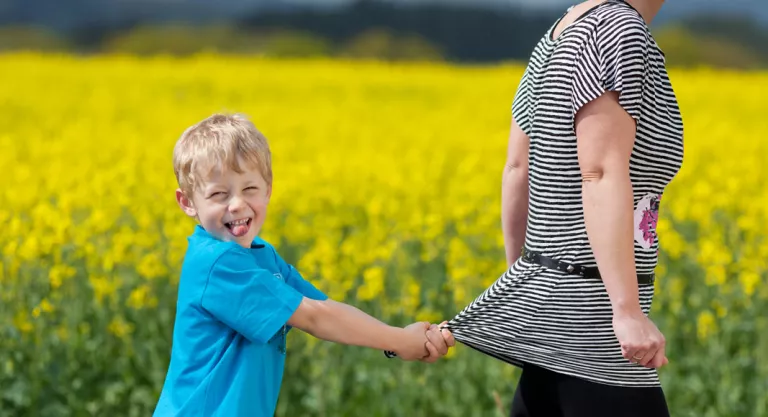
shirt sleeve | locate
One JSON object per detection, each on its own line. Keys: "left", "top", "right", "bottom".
{"left": 272, "top": 248, "right": 328, "bottom": 301}
{"left": 511, "top": 67, "right": 533, "bottom": 136}
{"left": 572, "top": 14, "right": 649, "bottom": 122}
{"left": 201, "top": 247, "right": 304, "bottom": 344}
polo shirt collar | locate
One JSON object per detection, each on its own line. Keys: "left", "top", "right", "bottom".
{"left": 192, "top": 224, "right": 266, "bottom": 249}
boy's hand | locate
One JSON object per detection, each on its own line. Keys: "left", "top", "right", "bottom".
{"left": 421, "top": 321, "right": 456, "bottom": 363}
{"left": 394, "top": 322, "right": 431, "bottom": 361}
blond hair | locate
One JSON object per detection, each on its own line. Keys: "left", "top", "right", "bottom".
{"left": 173, "top": 113, "right": 272, "bottom": 195}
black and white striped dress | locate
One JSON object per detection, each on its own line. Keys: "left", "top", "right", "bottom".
{"left": 447, "top": 0, "right": 684, "bottom": 387}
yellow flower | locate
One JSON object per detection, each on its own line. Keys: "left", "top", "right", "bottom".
{"left": 696, "top": 311, "right": 717, "bottom": 341}
{"left": 56, "top": 325, "right": 69, "bottom": 342}
{"left": 712, "top": 300, "right": 728, "bottom": 318}
{"left": 415, "top": 309, "right": 442, "bottom": 325}
{"left": 13, "top": 311, "right": 33, "bottom": 334}
{"left": 108, "top": 316, "right": 134, "bottom": 339}
{"left": 739, "top": 271, "right": 760, "bottom": 297}
{"left": 704, "top": 266, "right": 726, "bottom": 287}
{"left": 34, "top": 298, "right": 55, "bottom": 316}
{"left": 127, "top": 284, "right": 158, "bottom": 310}
{"left": 89, "top": 275, "right": 122, "bottom": 305}
{"left": 137, "top": 253, "right": 168, "bottom": 279}
{"left": 356, "top": 266, "right": 385, "bottom": 301}
{"left": 49, "top": 264, "right": 76, "bottom": 290}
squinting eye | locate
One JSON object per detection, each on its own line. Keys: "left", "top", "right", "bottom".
{"left": 245, "top": 187, "right": 258, "bottom": 192}
{"left": 208, "top": 191, "right": 225, "bottom": 198}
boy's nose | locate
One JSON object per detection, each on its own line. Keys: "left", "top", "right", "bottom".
{"left": 228, "top": 196, "right": 247, "bottom": 212}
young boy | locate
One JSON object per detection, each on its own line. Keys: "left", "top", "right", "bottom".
{"left": 153, "top": 113, "right": 454, "bottom": 417}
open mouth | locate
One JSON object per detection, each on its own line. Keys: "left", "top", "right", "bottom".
{"left": 225, "top": 218, "right": 252, "bottom": 237}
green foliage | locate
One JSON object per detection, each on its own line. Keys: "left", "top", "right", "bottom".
{"left": 340, "top": 28, "right": 444, "bottom": 62}
{"left": 0, "top": 26, "right": 70, "bottom": 52}
{"left": 3, "top": 19, "right": 768, "bottom": 68}
{"left": 102, "top": 25, "right": 268, "bottom": 56}
{"left": 654, "top": 25, "right": 765, "bottom": 70}
{"left": 261, "top": 30, "right": 333, "bottom": 58}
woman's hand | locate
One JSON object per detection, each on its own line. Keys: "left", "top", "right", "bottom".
{"left": 613, "top": 309, "right": 668, "bottom": 368}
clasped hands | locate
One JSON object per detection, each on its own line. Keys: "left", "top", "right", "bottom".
{"left": 396, "top": 320, "right": 456, "bottom": 362}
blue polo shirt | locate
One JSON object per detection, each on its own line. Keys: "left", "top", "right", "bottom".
{"left": 153, "top": 225, "right": 327, "bottom": 417}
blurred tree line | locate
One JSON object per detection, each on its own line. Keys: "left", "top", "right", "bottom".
{"left": 0, "top": 1, "right": 766, "bottom": 69}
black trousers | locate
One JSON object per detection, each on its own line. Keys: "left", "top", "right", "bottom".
{"left": 510, "top": 363, "right": 671, "bottom": 417}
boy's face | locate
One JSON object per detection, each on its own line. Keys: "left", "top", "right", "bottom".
{"left": 176, "top": 160, "right": 271, "bottom": 248}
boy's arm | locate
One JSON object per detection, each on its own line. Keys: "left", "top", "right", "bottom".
{"left": 202, "top": 247, "right": 436, "bottom": 361}
{"left": 287, "top": 298, "right": 433, "bottom": 361}
{"left": 270, "top": 247, "right": 451, "bottom": 360}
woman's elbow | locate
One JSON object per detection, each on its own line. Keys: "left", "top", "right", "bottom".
{"left": 581, "top": 169, "right": 604, "bottom": 183}
{"left": 503, "top": 161, "right": 528, "bottom": 184}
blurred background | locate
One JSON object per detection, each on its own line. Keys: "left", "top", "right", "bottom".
{"left": 0, "top": 1, "right": 767, "bottom": 417}
{"left": 1, "top": 0, "right": 767, "bottom": 67}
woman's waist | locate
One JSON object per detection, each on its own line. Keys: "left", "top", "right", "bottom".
{"left": 521, "top": 242, "right": 659, "bottom": 274}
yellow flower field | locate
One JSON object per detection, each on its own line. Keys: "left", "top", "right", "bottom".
{"left": 0, "top": 53, "right": 766, "bottom": 417}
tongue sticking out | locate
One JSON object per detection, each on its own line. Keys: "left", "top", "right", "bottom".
{"left": 230, "top": 221, "right": 250, "bottom": 237}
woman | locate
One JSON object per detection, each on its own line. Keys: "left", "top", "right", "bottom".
{"left": 444, "top": 0, "right": 683, "bottom": 416}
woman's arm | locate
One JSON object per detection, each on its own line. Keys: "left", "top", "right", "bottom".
{"left": 575, "top": 91, "right": 667, "bottom": 369}
{"left": 501, "top": 118, "right": 530, "bottom": 267}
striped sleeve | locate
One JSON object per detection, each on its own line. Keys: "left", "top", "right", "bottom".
{"left": 572, "top": 14, "right": 649, "bottom": 121}
{"left": 511, "top": 67, "right": 532, "bottom": 135}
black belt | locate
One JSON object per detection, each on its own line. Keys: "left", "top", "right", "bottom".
{"left": 521, "top": 248, "right": 655, "bottom": 285}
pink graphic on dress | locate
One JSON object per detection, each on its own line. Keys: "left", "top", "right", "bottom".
{"left": 633, "top": 193, "right": 661, "bottom": 249}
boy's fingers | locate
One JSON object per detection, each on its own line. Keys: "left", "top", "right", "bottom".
{"left": 422, "top": 342, "right": 439, "bottom": 363}
{"left": 439, "top": 321, "right": 456, "bottom": 347}
{"left": 426, "top": 327, "right": 448, "bottom": 356}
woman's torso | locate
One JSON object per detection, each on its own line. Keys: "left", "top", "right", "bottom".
{"left": 512, "top": 0, "right": 684, "bottom": 274}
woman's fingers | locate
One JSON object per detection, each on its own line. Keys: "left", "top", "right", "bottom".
{"left": 647, "top": 346, "right": 667, "bottom": 368}
{"left": 623, "top": 337, "right": 666, "bottom": 368}
{"left": 637, "top": 347, "right": 658, "bottom": 367}
{"left": 615, "top": 313, "right": 668, "bottom": 369}
{"left": 622, "top": 345, "right": 641, "bottom": 363}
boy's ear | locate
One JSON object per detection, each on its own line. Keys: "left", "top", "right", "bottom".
{"left": 176, "top": 189, "right": 198, "bottom": 218}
